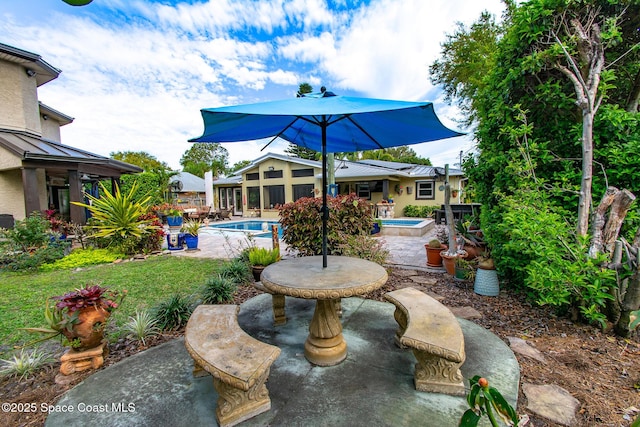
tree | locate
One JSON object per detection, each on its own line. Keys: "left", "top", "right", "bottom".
{"left": 229, "top": 160, "right": 252, "bottom": 173}
{"left": 110, "top": 151, "right": 169, "bottom": 172}
{"left": 180, "top": 143, "right": 229, "bottom": 178}
{"left": 431, "top": 0, "right": 640, "bottom": 328}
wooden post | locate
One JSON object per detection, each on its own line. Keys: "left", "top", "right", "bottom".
{"left": 271, "top": 225, "right": 280, "bottom": 252}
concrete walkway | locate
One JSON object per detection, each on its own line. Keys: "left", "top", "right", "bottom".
{"left": 46, "top": 295, "right": 519, "bottom": 427}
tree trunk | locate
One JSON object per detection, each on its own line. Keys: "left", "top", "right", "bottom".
{"left": 602, "top": 190, "right": 636, "bottom": 253}
{"left": 615, "top": 260, "right": 640, "bottom": 337}
{"left": 444, "top": 165, "right": 458, "bottom": 256}
{"left": 576, "top": 110, "right": 594, "bottom": 236}
{"left": 589, "top": 186, "right": 618, "bottom": 258}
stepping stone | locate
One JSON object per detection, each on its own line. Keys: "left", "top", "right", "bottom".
{"left": 409, "top": 276, "right": 438, "bottom": 285}
{"left": 450, "top": 306, "right": 482, "bottom": 320}
{"left": 507, "top": 337, "right": 547, "bottom": 364}
{"left": 394, "top": 269, "right": 419, "bottom": 277}
{"left": 523, "top": 383, "right": 580, "bottom": 426}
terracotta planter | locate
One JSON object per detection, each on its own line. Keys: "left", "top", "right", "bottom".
{"left": 61, "top": 306, "right": 110, "bottom": 351}
{"left": 425, "top": 244, "right": 447, "bottom": 267}
{"left": 440, "top": 250, "right": 467, "bottom": 276}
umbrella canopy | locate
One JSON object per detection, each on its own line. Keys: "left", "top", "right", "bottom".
{"left": 190, "top": 89, "right": 463, "bottom": 267}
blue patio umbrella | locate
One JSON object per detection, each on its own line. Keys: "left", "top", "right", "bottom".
{"left": 190, "top": 88, "right": 463, "bottom": 267}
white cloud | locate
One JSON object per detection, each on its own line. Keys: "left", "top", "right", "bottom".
{"left": 1, "top": 0, "right": 504, "bottom": 170}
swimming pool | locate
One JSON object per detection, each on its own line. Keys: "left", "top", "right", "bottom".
{"left": 206, "top": 217, "right": 432, "bottom": 239}
{"left": 206, "top": 220, "right": 284, "bottom": 238}
{"left": 378, "top": 218, "right": 432, "bottom": 236}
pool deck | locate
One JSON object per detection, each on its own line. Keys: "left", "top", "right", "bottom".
{"left": 172, "top": 217, "right": 436, "bottom": 268}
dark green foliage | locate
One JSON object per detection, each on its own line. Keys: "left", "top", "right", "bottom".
{"left": 0, "top": 244, "right": 66, "bottom": 272}
{"left": 119, "top": 172, "right": 165, "bottom": 206}
{"left": 2, "top": 212, "right": 50, "bottom": 251}
{"left": 200, "top": 275, "right": 237, "bottom": 304}
{"left": 278, "top": 194, "right": 374, "bottom": 257}
{"left": 152, "top": 294, "right": 194, "bottom": 331}
{"left": 218, "top": 259, "right": 252, "bottom": 284}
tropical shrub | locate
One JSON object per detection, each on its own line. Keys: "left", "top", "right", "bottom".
{"left": 248, "top": 247, "right": 280, "bottom": 266}
{"left": 152, "top": 294, "right": 194, "bottom": 331}
{"left": 279, "top": 194, "right": 374, "bottom": 256}
{"left": 73, "top": 182, "right": 158, "bottom": 255}
{"left": 122, "top": 309, "right": 161, "bottom": 346}
{"left": 200, "top": 274, "right": 237, "bottom": 304}
{"left": 0, "top": 243, "right": 67, "bottom": 272}
{"left": 219, "top": 258, "right": 252, "bottom": 284}
{"left": 1, "top": 212, "right": 50, "bottom": 251}
{"left": 337, "top": 234, "right": 389, "bottom": 265}
{"left": 0, "top": 347, "right": 53, "bottom": 381}
{"left": 486, "top": 189, "right": 616, "bottom": 326}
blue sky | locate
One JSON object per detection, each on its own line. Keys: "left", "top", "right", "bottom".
{"left": 1, "top": 0, "right": 505, "bottom": 170}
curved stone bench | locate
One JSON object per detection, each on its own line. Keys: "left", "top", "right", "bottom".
{"left": 185, "top": 305, "right": 281, "bottom": 427}
{"left": 384, "top": 287, "right": 466, "bottom": 396}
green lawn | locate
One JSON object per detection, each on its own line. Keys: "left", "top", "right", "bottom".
{"left": 0, "top": 256, "right": 223, "bottom": 355}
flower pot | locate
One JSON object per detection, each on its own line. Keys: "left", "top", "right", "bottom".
{"left": 425, "top": 244, "right": 447, "bottom": 267}
{"left": 252, "top": 265, "right": 265, "bottom": 282}
{"left": 371, "top": 223, "right": 381, "bottom": 234}
{"left": 184, "top": 234, "right": 198, "bottom": 250}
{"left": 167, "top": 232, "right": 185, "bottom": 251}
{"left": 167, "top": 216, "right": 183, "bottom": 228}
{"left": 440, "top": 250, "right": 467, "bottom": 276}
{"left": 474, "top": 267, "right": 499, "bottom": 296}
{"left": 61, "top": 306, "right": 110, "bottom": 351}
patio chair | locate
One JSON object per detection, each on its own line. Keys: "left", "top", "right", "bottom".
{"left": 219, "top": 207, "right": 232, "bottom": 220}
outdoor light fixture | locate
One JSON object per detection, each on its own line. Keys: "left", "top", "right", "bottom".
{"left": 268, "top": 166, "right": 275, "bottom": 171}
{"left": 42, "top": 114, "right": 49, "bottom": 120}
{"left": 26, "top": 69, "right": 36, "bottom": 77}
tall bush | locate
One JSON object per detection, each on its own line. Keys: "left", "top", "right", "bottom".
{"left": 279, "top": 194, "right": 375, "bottom": 258}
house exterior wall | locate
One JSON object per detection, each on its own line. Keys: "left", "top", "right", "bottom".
{"left": 218, "top": 156, "right": 467, "bottom": 220}
{"left": 0, "top": 144, "right": 22, "bottom": 171}
{"left": 40, "top": 116, "right": 62, "bottom": 142}
{"left": 0, "top": 169, "right": 25, "bottom": 219}
{"left": 240, "top": 158, "right": 321, "bottom": 219}
{"left": 0, "top": 59, "right": 41, "bottom": 135}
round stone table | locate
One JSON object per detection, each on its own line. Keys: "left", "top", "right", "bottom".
{"left": 261, "top": 255, "right": 388, "bottom": 366}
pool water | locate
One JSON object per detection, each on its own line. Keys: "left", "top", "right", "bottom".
{"left": 380, "top": 219, "right": 423, "bottom": 226}
{"left": 207, "top": 220, "right": 284, "bottom": 239}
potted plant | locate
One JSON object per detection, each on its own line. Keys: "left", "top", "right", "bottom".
{"left": 166, "top": 206, "right": 183, "bottom": 228}
{"left": 23, "top": 284, "right": 126, "bottom": 352}
{"left": 372, "top": 219, "right": 382, "bottom": 235}
{"left": 248, "top": 247, "right": 280, "bottom": 281}
{"left": 182, "top": 219, "right": 201, "bottom": 250}
{"left": 425, "top": 239, "right": 447, "bottom": 267}
{"left": 454, "top": 257, "right": 477, "bottom": 282}
{"left": 474, "top": 253, "right": 499, "bottom": 296}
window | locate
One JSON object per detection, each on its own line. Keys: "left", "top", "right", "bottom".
{"left": 247, "top": 187, "right": 260, "bottom": 209}
{"left": 291, "top": 168, "right": 314, "bottom": 177}
{"left": 263, "top": 185, "right": 285, "bottom": 208}
{"left": 264, "top": 170, "right": 283, "bottom": 179}
{"left": 293, "top": 184, "right": 314, "bottom": 200}
{"left": 356, "top": 183, "right": 370, "bottom": 199}
{"left": 246, "top": 172, "right": 259, "bottom": 181}
{"left": 415, "top": 180, "right": 435, "bottom": 200}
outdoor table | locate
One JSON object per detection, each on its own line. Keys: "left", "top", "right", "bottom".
{"left": 261, "top": 255, "right": 388, "bottom": 366}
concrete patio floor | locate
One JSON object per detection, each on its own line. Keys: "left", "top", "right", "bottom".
{"left": 46, "top": 294, "right": 519, "bottom": 427}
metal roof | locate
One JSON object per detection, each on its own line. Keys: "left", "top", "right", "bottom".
{"left": 170, "top": 172, "right": 206, "bottom": 193}
{"left": 0, "top": 129, "right": 142, "bottom": 174}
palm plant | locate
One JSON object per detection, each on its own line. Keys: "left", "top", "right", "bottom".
{"left": 72, "top": 182, "right": 158, "bottom": 253}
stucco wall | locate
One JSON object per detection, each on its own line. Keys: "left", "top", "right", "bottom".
{"left": 0, "top": 169, "right": 25, "bottom": 219}
{"left": 0, "top": 145, "right": 22, "bottom": 171}
{"left": 40, "top": 116, "right": 62, "bottom": 142}
{"left": 0, "top": 60, "right": 41, "bottom": 135}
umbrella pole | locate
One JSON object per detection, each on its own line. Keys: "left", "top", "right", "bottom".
{"left": 321, "top": 120, "right": 328, "bottom": 268}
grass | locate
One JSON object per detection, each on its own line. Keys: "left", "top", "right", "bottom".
{"left": 0, "top": 256, "right": 222, "bottom": 356}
